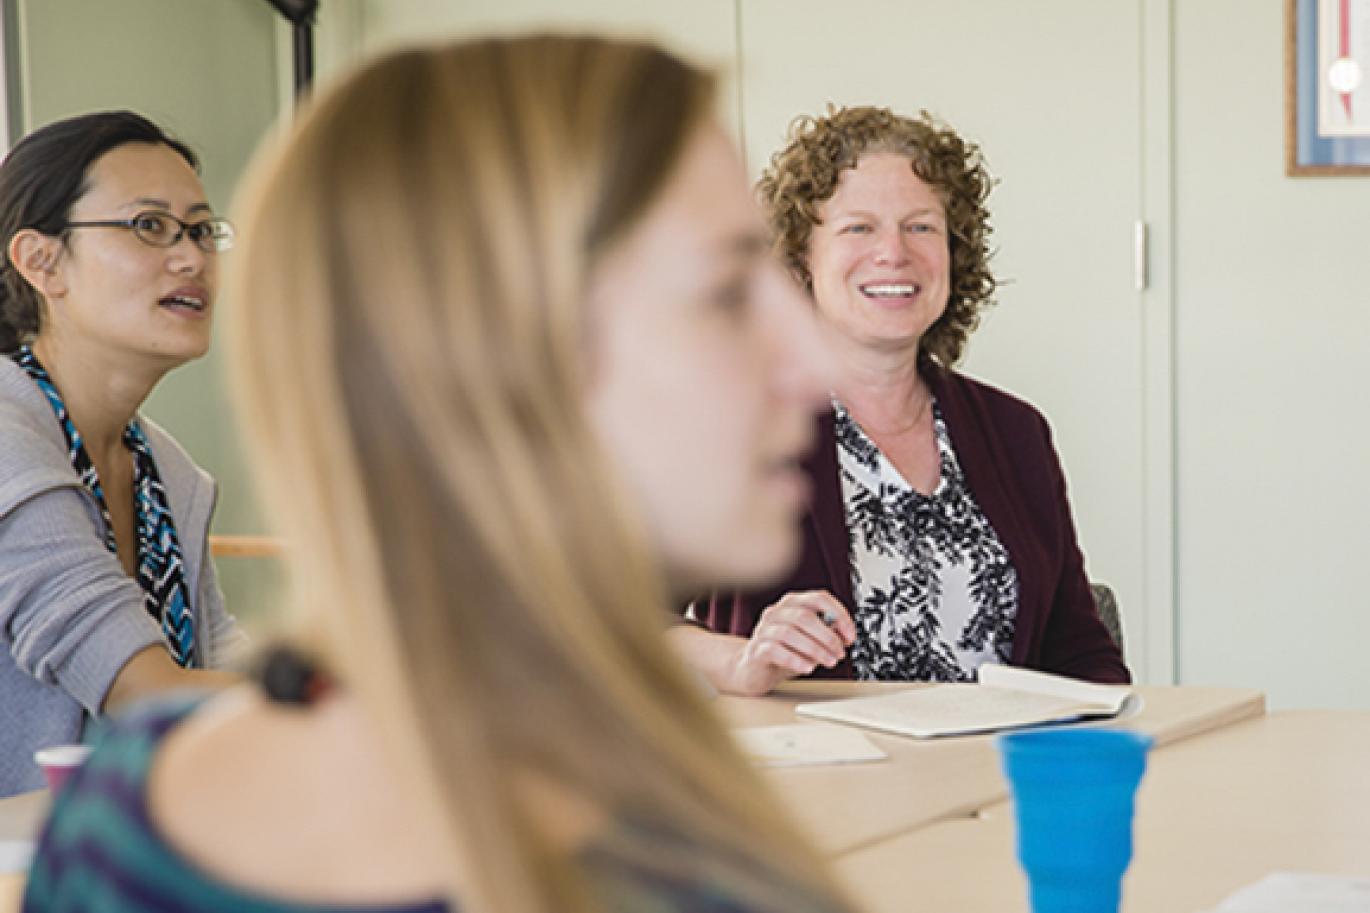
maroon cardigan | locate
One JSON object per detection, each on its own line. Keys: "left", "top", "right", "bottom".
{"left": 691, "top": 366, "right": 1130, "bottom": 685}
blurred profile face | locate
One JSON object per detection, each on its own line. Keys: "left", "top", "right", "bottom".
{"left": 40, "top": 142, "right": 217, "bottom": 369}
{"left": 585, "top": 124, "right": 831, "bottom": 591}
{"left": 806, "top": 152, "right": 950, "bottom": 355}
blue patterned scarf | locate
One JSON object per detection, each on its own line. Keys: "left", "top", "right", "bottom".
{"left": 12, "top": 346, "right": 198, "bottom": 667}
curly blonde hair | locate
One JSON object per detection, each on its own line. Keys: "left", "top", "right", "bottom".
{"left": 756, "top": 105, "right": 996, "bottom": 366}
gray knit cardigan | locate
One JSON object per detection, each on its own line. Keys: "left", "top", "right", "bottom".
{"left": 0, "top": 358, "right": 245, "bottom": 795}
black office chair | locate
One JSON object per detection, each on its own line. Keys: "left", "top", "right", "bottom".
{"left": 1089, "top": 582, "right": 1125, "bottom": 657}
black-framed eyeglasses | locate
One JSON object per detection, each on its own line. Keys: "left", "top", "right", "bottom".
{"left": 63, "top": 210, "right": 236, "bottom": 253}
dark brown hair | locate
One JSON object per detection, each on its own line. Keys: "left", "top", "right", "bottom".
{"left": 0, "top": 110, "right": 198, "bottom": 352}
{"left": 757, "top": 105, "right": 996, "bottom": 366}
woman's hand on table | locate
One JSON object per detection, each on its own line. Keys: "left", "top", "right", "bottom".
{"left": 725, "top": 590, "right": 856, "bottom": 696}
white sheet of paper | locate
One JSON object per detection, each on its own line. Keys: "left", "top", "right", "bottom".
{"left": 796, "top": 685, "right": 1094, "bottom": 738}
{"left": 978, "top": 663, "right": 1131, "bottom": 712}
{"left": 794, "top": 665, "right": 1135, "bottom": 739}
{"left": 0, "top": 840, "right": 33, "bottom": 875}
{"left": 1204, "top": 872, "right": 1370, "bottom": 912}
{"left": 732, "top": 722, "right": 888, "bottom": 767}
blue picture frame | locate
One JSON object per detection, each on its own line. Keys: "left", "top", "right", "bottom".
{"left": 1287, "top": 0, "right": 1370, "bottom": 174}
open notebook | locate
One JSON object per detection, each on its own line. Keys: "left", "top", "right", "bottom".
{"left": 795, "top": 664, "right": 1139, "bottom": 739}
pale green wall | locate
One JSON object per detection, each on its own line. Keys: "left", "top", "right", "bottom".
{"left": 337, "top": 0, "right": 1370, "bottom": 709}
{"left": 1172, "top": 0, "right": 1370, "bottom": 708}
{"left": 15, "top": 1, "right": 1370, "bottom": 707}
{"left": 14, "top": 0, "right": 285, "bottom": 628}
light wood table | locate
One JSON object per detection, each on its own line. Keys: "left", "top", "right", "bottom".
{"left": 0, "top": 874, "right": 20, "bottom": 912}
{"left": 718, "top": 682, "right": 1264, "bottom": 856}
{"left": 0, "top": 789, "right": 44, "bottom": 911}
{"left": 835, "top": 710, "right": 1370, "bottom": 913}
{"left": 0, "top": 683, "right": 1266, "bottom": 912}
{"left": 0, "top": 790, "right": 46, "bottom": 845}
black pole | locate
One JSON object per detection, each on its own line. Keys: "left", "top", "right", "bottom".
{"left": 261, "top": 0, "right": 319, "bottom": 101}
{"left": 292, "top": 19, "right": 313, "bottom": 99}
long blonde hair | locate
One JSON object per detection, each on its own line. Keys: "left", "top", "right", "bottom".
{"left": 227, "top": 35, "right": 851, "bottom": 913}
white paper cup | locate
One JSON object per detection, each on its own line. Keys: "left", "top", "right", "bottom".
{"left": 33, "top": 745, "right": 93, "bottom": 794}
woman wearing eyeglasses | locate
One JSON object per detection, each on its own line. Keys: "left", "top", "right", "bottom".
{"left": 0, "top": 110, "right": 244, "bottom": 796}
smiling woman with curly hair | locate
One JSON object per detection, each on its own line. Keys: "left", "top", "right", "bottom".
{"left": 758, "top": 106, "right": 995, "bottom": 367}
{"left": 671, "top": 105, "right": 1129, "bottom": 695}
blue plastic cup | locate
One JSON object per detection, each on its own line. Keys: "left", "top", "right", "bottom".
{"left": 996, "top": 729, "right": 1153, "bottom": 913}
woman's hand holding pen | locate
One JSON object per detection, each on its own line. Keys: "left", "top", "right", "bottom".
{"left": 725, "top": 590, "right": 857, "bottom": 696}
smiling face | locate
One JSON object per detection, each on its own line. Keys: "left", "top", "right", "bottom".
{"left": 806, "top": 152, "right": 950, "bottom": 357}
{"left": 585, "top": 125, "right": 831, "bottom": 591}
{"left": 37, "top": 142, "right": 218, "bottom": 371}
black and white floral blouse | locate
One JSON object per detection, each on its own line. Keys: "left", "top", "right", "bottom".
{"left": 835, "top": 399, "right": 1019, "bottom": 682}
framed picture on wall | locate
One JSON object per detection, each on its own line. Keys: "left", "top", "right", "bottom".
{"left": 1286, "top": 0, "right": 1370, "bottom": 174}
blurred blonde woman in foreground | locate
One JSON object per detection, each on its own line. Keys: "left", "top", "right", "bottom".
{"left": 24, "top": 35, "right": 855, "bottom": 913}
